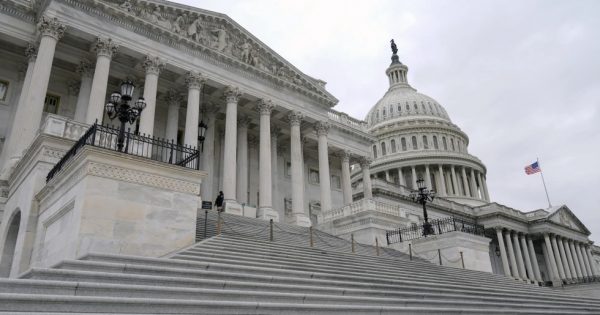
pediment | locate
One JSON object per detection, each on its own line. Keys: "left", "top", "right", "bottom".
{"left": 89, "top": 0, "right": 337, "bottom": 106}
{"left": 546, "top": 206, "right": 590, "bottom": 234}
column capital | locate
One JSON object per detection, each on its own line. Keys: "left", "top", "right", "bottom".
{"left": 224, "top": 86, "right": 241, "bottom": 103}
{"left": 271, "top": 126, "right": 282, "bottom": 138}
{"left": 143, "top": 55, "right": 165, "bottom": 75}
{"left": 248, "top": 134, "right": 259, "bottom": 149}
{"left": 165, "top": 89, "right": 182, "bottom": 107}
{"left": 76, "top": 59, "right": 93, "bottom": 78}
{"left": 37, "top": 16, "right": 66, "bottom": 40}
{"left": 68, "top": 79, "right": 80, "bottom": 95}
{"left": 288, "top": 111, "right": 303, "bottom": 126}
{"left": 185, "top": 71, "right": 205, "bottom": 90}
{"left": 314, "top": 121, "right": 330, "bottom": 136}
{"left": 24, "top": 43, "right": 37, "bottom": 62}
{"left": 237, "top": 116, "right": 251, "bottom": 128}
{"left": 256, "top": 99, "right": 274, "bottom": 115}
{"left": 359, "top": 156, "right": 372, "bottom": 168}
{"left": 494, "top": 227, "right": 504, "bottom": 233}
{"left": 92, "top": 37, "right": 118, "bottom": 59}
{"left": 201, "top": 102, "right": 220, "bottom": 117}
{"left": 339, "top": 150, "right": 352, "bottom": 163}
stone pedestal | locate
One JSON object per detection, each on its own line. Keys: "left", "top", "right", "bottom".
{"left": 391, "top": 231, "right": 493, "bottom": 273}
{"left": 257, "top": 207, "right": 279, "bottom": 222}
{"left": 287, "top": 213, "right": 312, "bottom": 227}
{"left": 32, "top": 146, "right": 205, "bottom": 268}
{"left": 224, "top": 201, "right": 243, "bottom": 216}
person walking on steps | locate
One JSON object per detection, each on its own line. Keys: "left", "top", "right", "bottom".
{"left": 215, "top": 191, "right": 224, "bottom": 212}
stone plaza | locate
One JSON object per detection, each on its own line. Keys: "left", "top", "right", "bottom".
{"left": 0, "top": 0, "right": 599, "bottom": 313}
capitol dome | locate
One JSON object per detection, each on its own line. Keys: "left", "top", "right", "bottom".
{"left": 359, "top": 43, "right": 490, "bottom": 207}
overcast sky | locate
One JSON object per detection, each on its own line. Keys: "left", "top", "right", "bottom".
{"left": 174, "top": 0, "right": 600, "bottom": 242}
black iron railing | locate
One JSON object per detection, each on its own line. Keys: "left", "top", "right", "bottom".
{"left": 46, "top": 123, "right": 199, "bottom": 182}
{"left": 386, "top": 217, "right": 485, "bottom": 245}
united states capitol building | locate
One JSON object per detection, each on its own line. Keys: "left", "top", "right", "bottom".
{"left": 0, "top": 0, "right": 599, "bottom": 313}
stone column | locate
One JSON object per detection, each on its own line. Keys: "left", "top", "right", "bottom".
{"left": 341, "top": 150, "right": 353, "bottom": 205}
{"left": 569, "top": 240, "right": 583, "bottom": 279}
{"left": 495, "top": 228, "right": 511, "bottom": 277}
{"left": 236, "top": 116, "right": 249, "bottom": 204}
{"left": 519, "top": 233, "right": 534, "bottom": 281}
{"left": 527, "top": 236, "right": 543, "bottom": 282}
{"left": 360, "top": 157, "right": 373, "bottom": 199}
{"left": 164, "top": 89, "right": 181, "bottom": 142}
{"left": 222, "top": 86, "right": 241, "bottom": 204}
{"left": 581, "top": 244, "right": 593, "bottom": 279}
{"left": 563, "top": 238, "right": 577, "bottom": 281}
{"left": 86, "top": 37, "right": 118, "bottom": 124}
{"left": 585, "top": 245, "right": 599, "bottom": 277}
{"left": 138, "top": 56, "right": 164, "bottom": 136}
{"left": 0, "top": 44, "right": 37, "bottom": 178}
{"left": 425, "top": 165, "right": 432, "bottom": 190}
{"left": 5, "top": 17, "right": 64, "bottom": 167}
{"left": 74, "top": 59, "right": 93, "bottom": 122}
{"left": 183, "top": 71, "right": 204, "bottom": 147}
{"left": 271, "top": 127, "right": 281, "bottom": 211}
{"left": 411, "top": 166, "right": 417, "bottom": 189}
{"left": 450, "top": 166, "right": 459, "bottom": 196}
{"left": 257, "top": 100, "right": 277, "bottom": 220}
{"left": 437, "top": 165, "right": 447, "bottom": 196}
{"left": 550, "top": 234, "right": 566, "bottom": 280}
{"left": 542, "top": 242, "right": 554, "bottom": 281}
{"left": 469, "top": 169, "right": 478, "bottom": 199}
{"left": 556, "top": 236, "right": 572, "bottom": 280}
{"left": 512, "top": 232, "right": 528, "bottom": 280}
{"left": 576, "top": 242, "right": 590, "bottom": 279}
{"left": 315, "top": 121, "right": 332, "bottom": 212}
{"left": 288, "top": 112, "right": 309, "bottom": 226}
{"left": 504, "top": 230, "right": 520, "bottom": 279}
{"left": 544, "top": 233, "right": 561, "bottom": 285}
{"left": 477, "top": 172, "right": 485, "bottom": 200}
{"left": 200, "top": 104, "right": 217, "bottom": 201}
{"left": 461, "top": 167, "right": 471, "bottom": 197}
{"left": 481, "top": 174, "right": 490, "bottom": 201}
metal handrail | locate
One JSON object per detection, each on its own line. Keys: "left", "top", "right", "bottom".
{"left": 386, "top": 216, "right": 485, "bottom": 245}
{"left": 46, "top": 123, "right": 200, "bottom": 182}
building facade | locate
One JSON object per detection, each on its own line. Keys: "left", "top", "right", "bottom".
{"left": 0, "top": 0, "right": 598, "bottom": 287}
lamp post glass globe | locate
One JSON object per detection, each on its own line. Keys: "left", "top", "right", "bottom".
{"left": 120, "top": 80, "right": 135, "bottom": 101}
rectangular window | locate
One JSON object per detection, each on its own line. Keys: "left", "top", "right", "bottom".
{"left": 44, "top": 93, "right": 61, "bottom": 114}
{"left": 0, "top": 80, "right": 9, "bottom": 102}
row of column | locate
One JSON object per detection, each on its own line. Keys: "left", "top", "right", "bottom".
{"left": 394, "top": 164, "right": 489, "bottom": 201}
{"left": 542, "top": 233, "right": 599, "bottom": 284}
{"left": 495, "top": 228, "right": 599, "bottom": 285}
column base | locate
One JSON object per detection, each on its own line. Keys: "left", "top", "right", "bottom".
{"left": 287, "top": 213, "right": 312, "bottom": 227}
{"left": 224, "top": 200, "right": 243, "bottom": 216}
{"left": 257, "top": 207, "right": 279, "bottom": 222}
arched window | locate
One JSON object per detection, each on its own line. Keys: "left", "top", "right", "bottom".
{"left": 443, "top": 137, "right": 448, "bottom": 150}
{"left": 389, "top": 105, "right": 393, "bottom": 115}
{"left": 423, "top": 135, "right": 429, "bottom": 149}
{"left": 421, "top": 103, "right": 426, "bottom": 113}
{"left": 413, "top": 103, "right": 418, "bottom": 111}
{"left": 372, "top": 145, "right": 378, "bottom": 158}
{"left": 0, "top": 210, "right": 21, "bottom": 277}
{"left": 391, "top": 139, "right": 397, "bottom": 153}
{"left": 411, "top": 136, "right": 418, "bottom": 150}
{"left": 451, "top": 138, "right": 455, "bottom": 151}
{"left": 382, "top": 108, "right": 386, "bottom": 117}
{"left": 457, "top": 141, "right": 462, "bottom": 152}
{"left": 401, "top": 137, "right": 407, "bottom": 151}
{"left": 406, "top": 104, "right": 410, "bottom": 111}
{"left": 376, "top": 111, "right": 379, "bottom": 120}
{"left": 433, "top": 136, "right": 439, "bottom": 149}
{"left": 397, "top": 105, "right": 401, "bottom": 113}
{"left": 381, "top": 142, "right": 387, "bottom": 155}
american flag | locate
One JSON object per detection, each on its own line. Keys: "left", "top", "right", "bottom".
{"left": 524, "top": 161, "right": 541, "bottom": 175}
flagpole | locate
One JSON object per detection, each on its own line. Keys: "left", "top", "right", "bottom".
{"left": 537, "top": 157, "right": 552, "bottom": 208}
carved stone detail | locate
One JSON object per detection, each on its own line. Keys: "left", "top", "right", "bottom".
{"left": 224, "top": 86, "right": 241, "bottom": 103}
{"left": 185, "top": 71, "right": 204, "bottom": 90}
{"left": 237, "top": 116, "right": 251, "bottom": 128}
{"left": 256, "top": 99, "right": 274, "bottom": 116}
{"left": 68, "top": 80, "right": 81, "bottom": 95}
{"left": 339, "top": 150, "right": 352, "bottom": 163}
{"left": 142, "top": 55, "right": 165, "bottom": 75}
{"left": 24, "top": 43, "right": 37, "bottom": 62}
{"left": 37, "top": 16, "right": 66, "bottom": 40}
{"left": 92, "top": 37, "right": 118, "bottom": 59}
{"left": 314, "top": 121, "right": 330, "bottom": 136}
{"left": 248, "top": 134, "right": 259, "bottom": 149}
{"left": 271, "top": 126, "right": 282, "bottom": 139}
{"left": 288, "top": 111, "right": 303, "bottom": 126}
{"left": 359, "top": 156, "right": 373, "bottom": 168}
{"left": 165, "top": 89, "right": 182, "bottom": 107}
{"left": 76, "top": 59, "right": 94, "bottom": 78}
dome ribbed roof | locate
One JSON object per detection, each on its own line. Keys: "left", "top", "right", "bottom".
{"left": 365, "top": 53, "right": 451, "bottom": 127}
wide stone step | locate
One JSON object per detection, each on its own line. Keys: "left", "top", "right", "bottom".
{"left": 1, "top": 278, "right": 596, "bottom": 309}
{"left": 0, "top": 294, "right": 596, "bottom": 314}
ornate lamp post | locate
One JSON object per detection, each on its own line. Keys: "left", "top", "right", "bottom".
{"left": 410, "top": 178, "right": 436, "bottom": 236}
{"left": 105, "top": 80, "right": 146, "bottom": 152}
{"left": 198, "top": 120, "right": 207, "bottom": 151}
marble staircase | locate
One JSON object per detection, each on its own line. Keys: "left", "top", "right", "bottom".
{"left": 0, "top": 213, "right": 599, "bottom": 314}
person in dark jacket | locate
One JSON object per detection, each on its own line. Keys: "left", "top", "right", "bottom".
{"left": 215, "top": 191, "right": 224, "bottom": 211}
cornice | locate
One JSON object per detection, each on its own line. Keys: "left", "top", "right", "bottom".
{"left": 56, "top": 0, "right": 337, "bottom": 107}
{"left": 1, "top": 1, "right": 35, "bottom": 24}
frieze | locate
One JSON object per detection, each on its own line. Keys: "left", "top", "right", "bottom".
{"left": 60, "top": 0, "right": 337, "bottom": 106}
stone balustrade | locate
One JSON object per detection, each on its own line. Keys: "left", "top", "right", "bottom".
{"left": 319, "top": 198, "right": 406, "bottom": 224}
{"left": 40, "top": 114, "right": 90, "bottom": 141}
{"left": 327, "top": 109, "right": 369, "bottom": 132}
